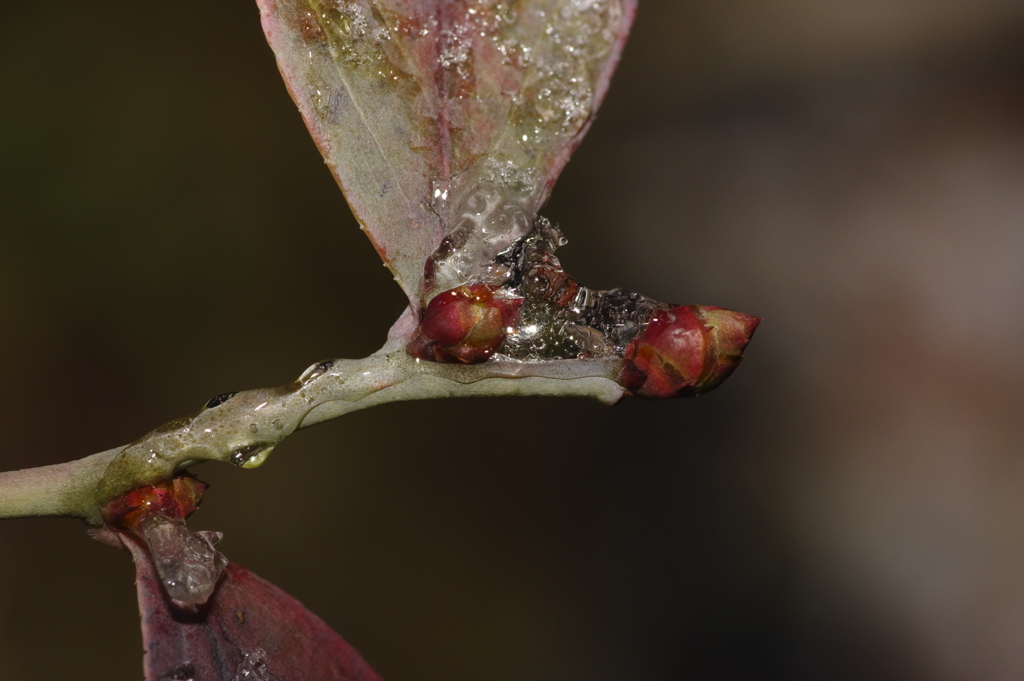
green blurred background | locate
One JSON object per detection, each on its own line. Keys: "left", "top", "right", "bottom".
{"left": 2, "top": 0, "right": 1024, "bottom": 679}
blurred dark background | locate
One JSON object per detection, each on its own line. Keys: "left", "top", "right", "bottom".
{"left": 2, "top": 0, "right": 1024, "bottom": 679}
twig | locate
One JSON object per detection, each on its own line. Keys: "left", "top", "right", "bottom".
{"left": 0, "top": 338, "right": 624, "bottom": 524}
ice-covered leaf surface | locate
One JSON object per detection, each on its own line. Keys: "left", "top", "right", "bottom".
{"left": 123, "top": 535, "right": 382, "bottom": 681}
{"left": 258, "top": 0, "right": 637, "bottom": 304}
{"left": 140, "top": 516, "right": 228, "bottom": 605}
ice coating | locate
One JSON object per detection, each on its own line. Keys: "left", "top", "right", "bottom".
{"left": 413, "top": 215, "right": 760, "bottom": 395}
{"left": 493, "top": 218, "right": 668, "bottom": 360}
{"left": 424, "top": 170, "right": 534, "bottom": 293}
{"left": 140, "top": 516, "right": 228, "bottom": 605}
{"left": 232, "top": 648, "right": 271, "bottom": 681}
{"left": 257, "top": 0, "right": 637, "bottom": 303}
{"left": 424, "top": 212, "right": 672, "bottom": 363}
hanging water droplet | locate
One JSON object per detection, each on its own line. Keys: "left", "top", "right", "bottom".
{"left": 229, "top": 443, "right": 271, "bottom": 467}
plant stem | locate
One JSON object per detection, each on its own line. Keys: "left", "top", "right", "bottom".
{"left": 0, "top": 339, "right": 624, "bottom": 525}
{"left": 0, "top": 448, "right": 123, "bottom": 520}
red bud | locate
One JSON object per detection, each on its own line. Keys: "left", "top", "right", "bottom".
{"left": 409, "top": 285, "right": 522, "bottom": 364}
{"left": 101, "top": 475, "right": 207, "bottom": 532}
{"left": 619, "top": 305, "right": 760, "bottom": 398}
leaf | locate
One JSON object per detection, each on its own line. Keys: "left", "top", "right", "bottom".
{"left": 122, "top": 535, "right": 382, "bottom": 681}
{"left": 257, "top": 0, "right": 637, "bottom": 304}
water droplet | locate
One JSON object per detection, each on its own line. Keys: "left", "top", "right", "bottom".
{"left": 146, "top": 448, "right": 176, "bottom": 465}
{"left": 465, "top": 189, "right": 493, "bottom": 214}
{"left": 272, "top": 419, "right": 284, "bottom": 430}
{"left": 248, "top": 423, "right": 259, "bottom": 434}
{"left": 309, "top": 84, "right": 344, "bottom": 123}
{"left": 205, "top": 392, "right": 238, "bottom": 409}
{"left": 230, "top": 443, "right": 270, "bottom": 467}
{"left": 430, "top": 180, "right": 451, "bottom": 210}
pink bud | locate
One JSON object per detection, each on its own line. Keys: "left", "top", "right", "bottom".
{"left": 619, "top": 305, "right": 760, "bottom": 398}
{"left": 408, "top": 285, "right": 522, "bottom": 364}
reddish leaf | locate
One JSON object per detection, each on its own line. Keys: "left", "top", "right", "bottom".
{"left": 257, "top": 0, "right": 637, "bottom": 304}
{"left": 123, "top": 535, "right": 382, "bottom": 681}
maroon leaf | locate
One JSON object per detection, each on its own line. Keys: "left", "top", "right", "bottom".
{"left": 257, "top": 0, "right": 637, "bottom": 304}
{"left": 123, "top": 535, "right": 382, "bottom": 681}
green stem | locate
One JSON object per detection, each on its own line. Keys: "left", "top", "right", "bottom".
{"left": 0, "top": 339, "right": 624, "bottom": 525}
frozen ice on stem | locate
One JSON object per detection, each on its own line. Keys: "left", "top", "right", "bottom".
{"left": 498, "top": 218, "right": 667, "bottom": 360}
{"left": 140, "top": 515, "right": 228, "bottom": 605}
